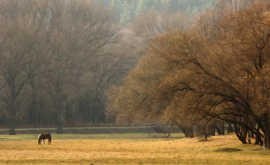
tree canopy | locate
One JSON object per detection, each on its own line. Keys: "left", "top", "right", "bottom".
{"left": 107, "top": 0, "right": 270, "bottom": 148}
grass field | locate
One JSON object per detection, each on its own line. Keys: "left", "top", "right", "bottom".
{"left": 0, "top": 133, "right": 269, "bottom": 165}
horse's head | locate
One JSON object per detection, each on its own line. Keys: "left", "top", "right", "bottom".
{"left": 37, "top": 133, "right": 43, "bottom": 145}
{"left": 38, "top": 137, "right": 41, "bottom": 145}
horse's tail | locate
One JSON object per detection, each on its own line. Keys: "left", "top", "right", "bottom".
{"left": 48, "top": 133, "right": 52, "bottom": 144}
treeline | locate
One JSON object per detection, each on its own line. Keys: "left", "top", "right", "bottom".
{"left": 0, "top": 0, "right": 141, "bottom": 135}
{"left": 0, "top": 0, "right": 201, "bottom": 135}
{"left": 108, "top": 0, "right": 270, "bottom": 149}
{"left": 100, "top": 0, "right": 215, "bottom": 24}
{"left": 1, "top": 0, "right": 265, "bottom": 141}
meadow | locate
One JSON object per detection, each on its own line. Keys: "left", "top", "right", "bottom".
{"left": 0, "top": 133, "right": 269, "bottom": 165}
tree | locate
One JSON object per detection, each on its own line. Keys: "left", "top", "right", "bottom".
{"left": 0, "top": 0, "right": 54, "bottom": 135}
{"left": 0, "top": 0, "right": 120, "bottom": 134}
{"left": 43, "top": 0, "right": 118, "bottom": 134}
{"left": 108, "top": 1, "right": 270, "bottom": 147}
{"left": 132, "top": 9, "right": 188, "bottom": 39}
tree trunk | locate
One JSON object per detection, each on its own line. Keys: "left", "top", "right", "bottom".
{"left": 266, "top": 134, "right": 270, "bottom": 149}
{"left": 56, "top": 110, "right": 65, "bottom": 134}
{"left": 57, "top": 122, "right": 64, "bottom": 134}
{"left": 216, "top": 123, "right": 225, "bottom": 135}
{"left": 8, "top": 117, "right": 16, "bottom": 135}
{"left": 30, "top": 78, "right": 38, "bottom": 126}
{"left": 248, "top": 131, "right": 254, "bottom": 138}
{"left": 255, "top": 133, "right": 263, "bottom": 145}
{"left": 234, "top": 124, "right": 247, "bottom": 144}
{"left": 263, "top": 122, "right": 270, "bottom": 149}
{"left": 181, "top": 127, "right": 194, "bottom": 138}
{"left": 227, "top": 124, "right": 234, "bottom": 134}
{"left": 196, "top": 125, "right": 208, "bottom": 141}
{"left": 220, "top": 123, "right": 225, "bottom": 135}
{"left": 208, "top": 124, "right": 216, "bottom": 136}
{"left": 30, "top": 100, "right": 38, "bottom": 126}
{"left": 241, "top": 126, "right": 248, "bottom": 139}
{"left": 216, "top": 125, "right": 222, "bottom": 135}
{"left": 55, "top": 100, "right": 66, "bottom": 134}
{"left": 166, "top": 133, "right": 171, "bottom": 138}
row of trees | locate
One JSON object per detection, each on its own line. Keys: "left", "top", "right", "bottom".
{"left": 0, "top": 0, "right": 139, "bottom": 135}
{"left": 107, "top": 0, "right": 270, "bottom": 149}
{"left": 1, "top": 0, "right": 200, "bottom": 135}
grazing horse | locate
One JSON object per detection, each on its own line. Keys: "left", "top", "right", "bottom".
{"left": 38, "top": 133, "right": 51, "bottom": 145}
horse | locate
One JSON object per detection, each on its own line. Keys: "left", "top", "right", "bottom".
{"left": 38, "top": 133, "right": 52, "bottom": 145}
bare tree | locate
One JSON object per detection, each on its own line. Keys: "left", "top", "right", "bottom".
{"left": 42, "top": 0, "right": 118, "bottom": 134}
{"left": 0, "top": 0, "right": 54, "bottom": 135}
{"left": 0, "top": 0, "right": 121, "bottom": 134}
{"left": 132, "top": 9, "right": 189, "bottom": 39}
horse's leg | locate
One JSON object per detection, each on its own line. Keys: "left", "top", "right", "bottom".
{"left": 43, "top": 139, "right": 45, "bottom": 145}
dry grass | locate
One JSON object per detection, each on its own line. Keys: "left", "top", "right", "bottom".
{"left": 0, "top": 134, "right": 269, "bottom": 164}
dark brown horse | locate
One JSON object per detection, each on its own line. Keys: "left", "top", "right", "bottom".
{"left": 38, "top": 133, "right": 51, "bottom": 145}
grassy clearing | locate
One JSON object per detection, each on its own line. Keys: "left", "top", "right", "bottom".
{"left": 0, "top": 133, "right": 269, "bottom": 165}
{"left": 0, "top": 126, "right": 182, "bottom": 135}
{"left": 0, "top": 133, "right": 184, "bottom": 141}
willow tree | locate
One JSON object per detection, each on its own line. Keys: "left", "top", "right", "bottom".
{"left": 211, "top": 1, "right": 270, "bottom": 147}
{"left": 108, "top": 1, "right": 270, "bottom": 147}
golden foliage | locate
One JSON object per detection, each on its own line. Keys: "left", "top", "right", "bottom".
{"left": 107, "top": 0, "right": 270, "bottom": 147}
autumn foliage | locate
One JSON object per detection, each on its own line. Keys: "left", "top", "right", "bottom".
{"left": 107, "top": 1, "right": 270, "bottom": 148}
